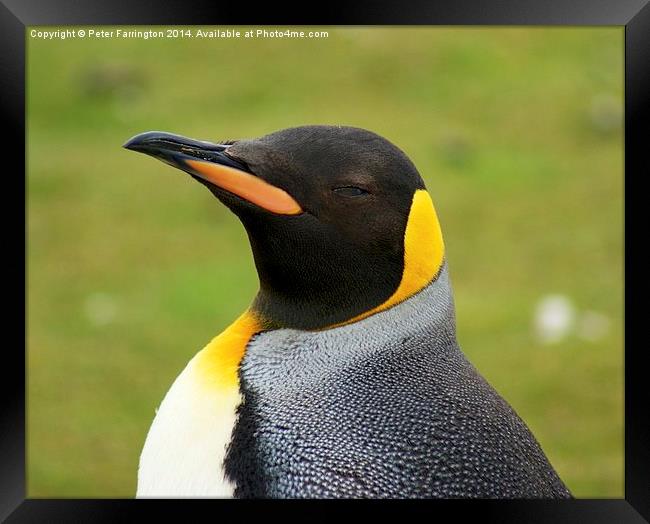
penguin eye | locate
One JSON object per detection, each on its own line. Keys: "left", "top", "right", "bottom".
{"left": 333, "top": 186, "right": 369, "bottom": 197}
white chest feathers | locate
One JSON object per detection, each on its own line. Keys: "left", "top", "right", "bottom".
{"left": 136, "top": 355, "right": 241, "bottom": 498}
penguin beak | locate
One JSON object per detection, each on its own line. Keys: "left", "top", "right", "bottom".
{"left": 123, "top": 131, "right": 303, "bottom": 216}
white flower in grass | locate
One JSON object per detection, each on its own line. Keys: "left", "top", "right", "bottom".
{"left": 534, "top": 294, "right": 575, "bottom": 345}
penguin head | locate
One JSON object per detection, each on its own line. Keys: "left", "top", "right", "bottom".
{"left": 124, "top": 125, "right": 445, "bottom": 330}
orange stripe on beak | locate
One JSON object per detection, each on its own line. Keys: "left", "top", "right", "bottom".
{"left": 185, "top": 159, "right": 302, "bottom": 216}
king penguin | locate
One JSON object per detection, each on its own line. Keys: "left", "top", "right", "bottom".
{"left": 124, "top": 125, "right": 571, "bottom": 499}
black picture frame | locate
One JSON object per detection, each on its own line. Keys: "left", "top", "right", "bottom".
{"left": 4, "top": 0, "right": 647, "bottom": 521}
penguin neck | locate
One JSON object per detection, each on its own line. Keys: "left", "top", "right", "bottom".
{"left": 348, "top": 261, "right": 458, "bottom": 346}
{"left": 245, "top": 219, "right": 405, "bottom": 330}
{"left": 251, "top": 272, "right": 399, "bottom": 331}
{"left": 251, "top": 262, "right": 458, "bottom": 352}
{"left": 252, "top": 262, "right": 458, "bottom": 347}
{"left": 247, "top": 189, "right": 447, "bottom": 331}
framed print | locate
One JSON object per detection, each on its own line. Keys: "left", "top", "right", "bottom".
{"left": 3, "top": 0, "right": 648, "bottom": 521}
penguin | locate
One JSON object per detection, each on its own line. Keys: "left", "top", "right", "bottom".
{"left": 124, "top": 125, "right": 572, "bottom": 499}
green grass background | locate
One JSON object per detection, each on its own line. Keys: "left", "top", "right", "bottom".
{"left": 27, "top": 27, "right": 623, "bottom": 497}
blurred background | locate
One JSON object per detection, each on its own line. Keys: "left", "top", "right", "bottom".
{"left": 27, "top": 27, "right": 623, "bottom": 497}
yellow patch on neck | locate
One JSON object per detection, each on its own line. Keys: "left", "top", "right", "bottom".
{"left": 335, "top": 189, "right": 445, "bottom": 326}
{"left": 193, "top": 311, "right": 261, "bottom": 390}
